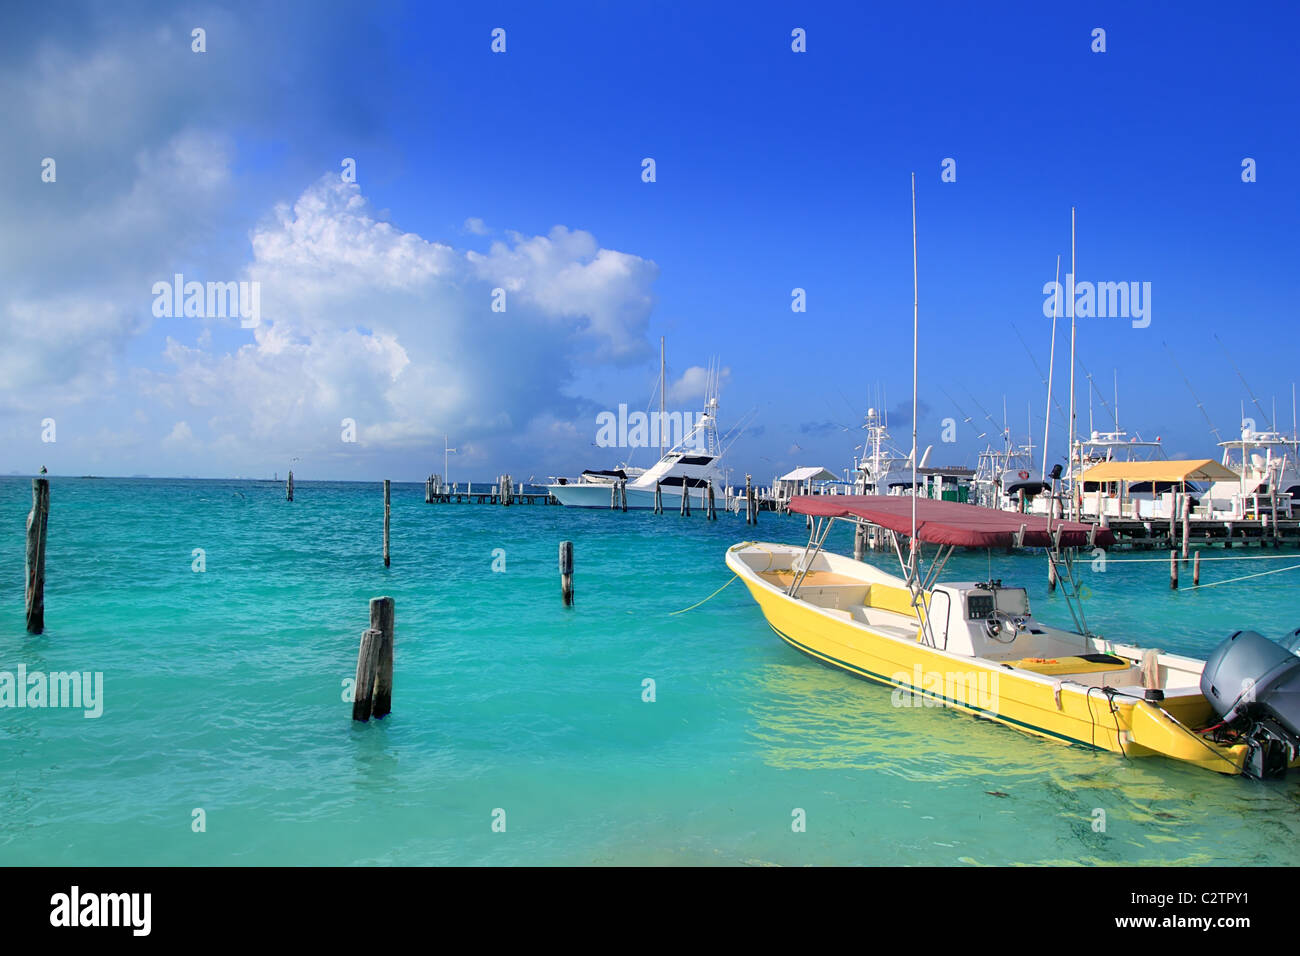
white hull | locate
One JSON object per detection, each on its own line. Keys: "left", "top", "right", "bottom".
{"left": 548, "top": 482, "right": 711, "bottom": 510}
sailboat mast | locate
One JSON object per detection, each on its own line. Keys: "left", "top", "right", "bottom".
{"left": 910, "top": 172, "right": 919, "bottom": 555}
{"left": 1042, "top": 255, "right": 1060, "bottom": 481}
{"left": 1068, "top": 206, "right": 1077, "bottom": 520}
{"left": 659, "top": 337, "right": 665, "bottom": 460}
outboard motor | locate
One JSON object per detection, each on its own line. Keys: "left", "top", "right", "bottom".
{"left": 1201, "top": 630, "right": 1300, "bottom": 779}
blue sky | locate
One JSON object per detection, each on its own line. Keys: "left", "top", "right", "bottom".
{"left": 2, "top": 1, "right": 1297, "bottom": 481}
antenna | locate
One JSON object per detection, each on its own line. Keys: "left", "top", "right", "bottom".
{"left": 1042, "top": 255, "right": 1061, "bottom": 481}
{"left": 910, "top": 172, "right": 918, "bottom": 558}
{"left": 1068, "top": 206, "right": 1077, "bottom": 520}
{"left": 1114, "top": 369, "right": 1119, "bottom": 432}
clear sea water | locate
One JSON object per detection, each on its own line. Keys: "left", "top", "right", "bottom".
{"left": 1, "top": 476, "right": 1297, "bottom": 866}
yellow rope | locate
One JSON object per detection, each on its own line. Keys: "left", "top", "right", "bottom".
{"left": 669, "top": 574, "right": 739, "bottom": 615}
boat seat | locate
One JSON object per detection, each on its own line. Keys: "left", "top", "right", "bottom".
{"left": 864, "top": 583, "right": 927, "bottom": 616}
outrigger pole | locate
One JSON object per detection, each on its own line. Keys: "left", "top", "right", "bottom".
{"left": 909, "top": 172, "right": 919, "bottom": 575}
{"left": 1042, "top": 255, "right": 1060, "bottom": 482}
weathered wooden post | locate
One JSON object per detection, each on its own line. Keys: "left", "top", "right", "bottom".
{"left": 559, "top": 541, "right": 574, "bottom": 606}
{"left": 706, "top": 479, "right": 717, "bottom": 520}
{"left": 680, "top": 483, "right": 690, "bottom": 516}
{"left": 1181, "top": 494, "right": 1190, "bottom": 562}
{"left": 620, "top": 479, "right": 627, "bottom": 512}
{"left": 1170, "top": 549, "right": 1179, "bottom": 590}
{"left": 1048, "top": 559, "right": 1058, "bottom": 592}
{"left": 854, "top": 521, "right": 866, "bottom": 561}
{"left": 352, "top": 628, "right": 383, "bottom": 721}
{"left": 654, "top": 481, "right": 663, "bottom": 514}
{"left": 610, "top": 482, "right": 617, "bottom": 509}
{"left": 370, "top": 596, "right": 394, "bottom": 718}
{"left": 383, "top": 479, "right": 391, "bottom": 567}
{"left": 352, "top": 596, "right": 394, "bottom": 721}
{"left": 744, "top": 474, "right": 753, "bottom": 525}
{"left": 25, "top": 478, "right": 49, "bottom": 634}
{"left": 1193, "top": 550, "right": 1201, "bottom": 586}
{"left": 286, "top": 470, "right": 294, "bottom": 502}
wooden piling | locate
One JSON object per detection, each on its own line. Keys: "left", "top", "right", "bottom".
{"left": 559, "top": 541, "right": 574, "bottom": 606}
{"left": 654, "top": 481, "right": 663, "bottom": 514}
{"left": 25, "top": 477, "right": 49, "bottom": 635}
{"left": 1047, "top": 558, "right": 1057, "bottom": 593}
{"left": 854, "top": 522, "right": 866, "bottom": 561}
{"left": 744, "top": 475, "right": 753, "bottom": 525}
{"left": 1170, "top": 549, "right": 1178, "bottom": 590}
{"left": 286, "top": 469, "right": 294, "bottom": 502}
{"left": 610, "top": 482, "right": 618, "bottom": 509}
{"left": 383, "top": 479, "right": 391, "bottom": 567}
{"left": 1193, "top": 550, "right": 1201, "bottom": 586}
{"left": 1181, "top": 494, "right": 1190, "bottom": 562}
{"left": 352, "top": 628, "right": 383, "bottom": 721}
{"left": 706, "top": 479, "right": 716, "bottom": 520}
{"left": 681, "top": 483, "right": 691, "bottom": 516}
{"left": 370, "top": 596, "right": 395, "bottom": 718}
{"left": 620, "top": 479, "right": 627, "bottom": 513}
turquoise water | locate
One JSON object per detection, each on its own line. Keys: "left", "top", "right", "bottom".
{"left": 1, "top": 476, "right": 1298, "bottom": 866}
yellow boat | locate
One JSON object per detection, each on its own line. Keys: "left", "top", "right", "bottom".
{"left": 726, "top": 495, "right": 1298, "bottom": 778}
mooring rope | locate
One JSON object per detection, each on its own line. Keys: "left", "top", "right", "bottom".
{"left": 1102, "top": 553, "right": 1300, "bottom": 564}
{"left": 1182, "top": 563, "right": 1300, "bottom": 591}
{"left": 669, "top": 574, "right": 738, "bottom": 615}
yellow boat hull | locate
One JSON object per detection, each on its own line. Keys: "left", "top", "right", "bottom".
{"left": 728, "top": 544, "right": 1251, "bottom": 776}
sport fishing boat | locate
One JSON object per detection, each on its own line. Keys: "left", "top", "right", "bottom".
{"left": 549, "top": 390, "right": 725, "bottom": 510}
{"left": 546, "top": 361, "right": 733, "bottom": 509}
{"left": 726, "top": 495, "right": 1300, "bottom": 778}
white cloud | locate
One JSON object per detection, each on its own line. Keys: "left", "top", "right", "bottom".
{"left": 668, "top": 364, "right": 730, "bottom": 404}
{"left": 163, "top": 421, "right": 193, "bottom": 444}
{"left": 145, "top": 177, "right": 660, "bottom": 469}
{"left": 464, "top": 217, "right": 489, "bottom": 235}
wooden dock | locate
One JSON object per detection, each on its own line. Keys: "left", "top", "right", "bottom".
{"left": 424, "top": 474, "right": 557, "bottom": 505}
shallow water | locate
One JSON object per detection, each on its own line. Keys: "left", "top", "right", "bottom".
{"left": 1, "top": 477, "right": 1297, "bottom": 865}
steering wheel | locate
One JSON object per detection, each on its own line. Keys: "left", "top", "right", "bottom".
{"left": 984, "top": 611, "right": 1024, "bottom": 643}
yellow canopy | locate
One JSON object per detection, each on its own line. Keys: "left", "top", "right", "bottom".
{"left": 1078, "top": 459, "right": 1239, "bottom": 483}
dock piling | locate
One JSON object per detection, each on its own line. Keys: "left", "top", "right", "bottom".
{"left": 383, "top": 479, "right": 391, "bottom": 567}
{"left": 1193, "top": 550, "right": 1201, "bottom": 586}
{"left": 1170, "top": 550, "right": 1178, "bottom": 590}
{"left": 1181, "top": 495, "right": 1190, "bottom": 562}
{"left": 25, "top": 477, "right": 49, "bottom": 635}
{"left": 370, "top": 596, "right": 395, "bottom": 718}
{"left": 654, "top": 481, "right": 663, "bottom": 515}
{"left": 559, "top": 541, "right": 574, "bottom": 606}
{"left": 620, "top": 479, "right": 627, "bottom": 513}
{"left": 286, "top": 470, "right": 294, "bottom": 502}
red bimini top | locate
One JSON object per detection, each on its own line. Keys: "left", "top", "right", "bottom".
{"left": 788, "top": 495, "right": 1113, "bottom": 549}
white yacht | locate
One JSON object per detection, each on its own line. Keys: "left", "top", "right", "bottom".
{"left": 549, "top": 394, "right": 725, "bottom": 510}
{"left": 1200, "top": 425, "right": 1300, "bottom": 518}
